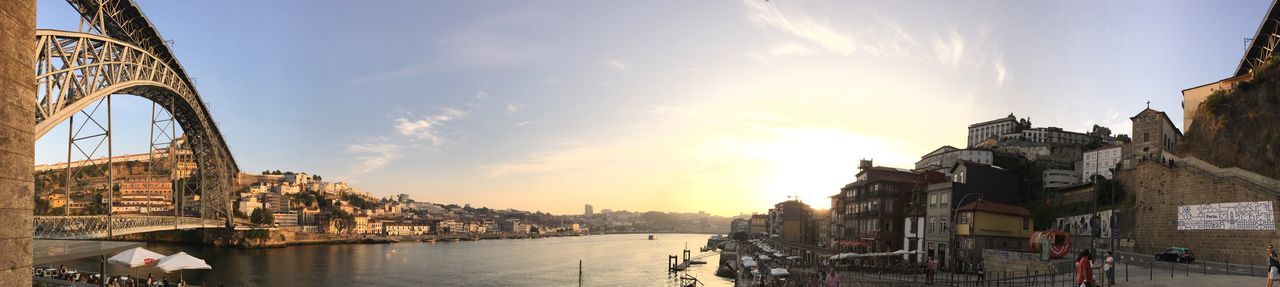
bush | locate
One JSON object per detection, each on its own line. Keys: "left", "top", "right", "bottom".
{"left": 244, "top": 229, "right": 270, "bottom": 239}
{"left": 1204, "top": 90, "right": 1229, "bottom": 115}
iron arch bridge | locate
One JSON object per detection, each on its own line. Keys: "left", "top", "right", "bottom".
{"left": 32, "top": 0, "right": 240, "bottom": 239}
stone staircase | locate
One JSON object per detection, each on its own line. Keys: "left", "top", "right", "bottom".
{"left": 1162, "top": 151, "right": 1280, "bottom": 196}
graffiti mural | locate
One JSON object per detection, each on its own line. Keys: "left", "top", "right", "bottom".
{"left": 1177, "top": 201, "right": 1275, "bottom": 230}
{"left": 1053, "top": 210, "right": 1114, "bottom": 238}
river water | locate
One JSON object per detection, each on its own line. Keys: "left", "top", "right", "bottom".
{"left": 59, "top": 233, "right": 734, "bottom": 286}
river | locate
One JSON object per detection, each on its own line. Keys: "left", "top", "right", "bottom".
{"left": 58, "top": 233, "right": 734, "bottom": 286}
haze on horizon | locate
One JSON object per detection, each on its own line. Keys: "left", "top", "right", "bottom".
{"left": 31, "top": 0, "right": 1269, "bottom": 216}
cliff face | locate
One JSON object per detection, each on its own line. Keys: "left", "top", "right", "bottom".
{"left": 1179, "top": 69, "right": 1280, "bottom": 179}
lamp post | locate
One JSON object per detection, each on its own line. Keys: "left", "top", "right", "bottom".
{"left": 950, "top": 193, "right": 983, "bottom": 272}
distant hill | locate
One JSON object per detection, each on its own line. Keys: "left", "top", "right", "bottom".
{"left": 1179, "top": 67, "right": 1280, "bottom": 179}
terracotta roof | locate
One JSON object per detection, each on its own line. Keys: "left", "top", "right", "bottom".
{"left": 956, "top": 200, "right": 1030, "bottom": 217}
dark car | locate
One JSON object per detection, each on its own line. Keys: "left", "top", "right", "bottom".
{"left": 1154, "top": 247, "right": 1195, "bottom": 263}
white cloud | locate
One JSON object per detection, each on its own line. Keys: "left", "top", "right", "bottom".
{"left": 746, "top": 52, "right": 770, "bottom": 63}
{"left": 506, "top": 102, "right": 523, "bottom": 114}
{"left": 394, "top": 108, "right": 468, "bottom": 144}
{"left": 769, "top": 42, "right": 813, "bottom": 56}
{"left": 514, "top": 121, "right": 533, "bottom": 127}
{"left": 742, "top": 1, "right": 918, "bottom": 59}
{"left": 346, "top": 142, "right": 401, "bottom": 174}
{"left": 603, "top": 58, "right": 629, "bottom": 71}
{"left": 995, "top": 58, "right": 1008, "bottom": 87}
{"left": 475, "top": 90, "right": 491, "bottom": 102}
{"left": 744, "top": 0, "right": 856, "bottom": 55}
{"left": 933, "top": 29, "right": 965, "bottom": 68}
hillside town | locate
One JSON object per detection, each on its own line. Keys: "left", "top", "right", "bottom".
{"left": 32, "top": 146, "right": 729, "bottom": 239}
{"left": 732, "top": 40, "right": 1280, "bottom": 281}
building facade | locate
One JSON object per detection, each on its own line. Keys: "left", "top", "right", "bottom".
{"left": 772, "top": 200, "right": 813, "bottom": 243}
{"left": 835, "top": 160, "right": 924, "bottom": 254}
{"left": 1042, "top": 169, "right": 1080, "bottom": 189}
{"left": 924, "top": 161, "right": 1025, "bottom": 269}
{"left": 1129, "top": 108, "right": 1182, "bottom": 160}
{"left": 749, "top": 214, "right": 768, "bottom": 234}
{"left": 967, "top": 114, "right": 1021, "bottom": 147}
{"left": 114, "top": 174, "right": 173, "bottom": 215}
{"left": 915, "top": 146, "right": 994, "bottom": 173}
{"left": 954, "top": 201, "right": 1032, "bottom": 271}
{"left": 1082, "top": 145, "right": 1124, "bottom": 181}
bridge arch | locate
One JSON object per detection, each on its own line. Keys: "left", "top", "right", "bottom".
{"left": 32, "top": 29, "right": 239, "bottom": 230}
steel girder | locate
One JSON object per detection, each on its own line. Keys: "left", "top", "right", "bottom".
{"left": 33, "top": 29, "right": 238, "bottom": 226}
{"left": 34, "top": 215, "right": 222, "bottom": 239}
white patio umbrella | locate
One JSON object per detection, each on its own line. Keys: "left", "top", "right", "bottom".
{"left": 770, "top": 268, "right": 790, "bottom": 276}
{"left": 107, "top": 247, "right": 165, "bottom": 268}
{"left": 155, "top": 252, "right": 211, "bottom": 283}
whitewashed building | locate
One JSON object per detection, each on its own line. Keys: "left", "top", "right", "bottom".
{"left": 1082, "top": 145, "right": 1124, "bottom": 181}
{"left": 1042, "top": 169, "right": 1080, "bottom": 189}
{"left": 967, "top": 114, "right": 1020, "bottom": 147}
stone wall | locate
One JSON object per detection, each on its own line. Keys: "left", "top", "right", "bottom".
{"left": 981, "top": 249, "right": 1062, "bottom": 273}
{"left": 0, "top": 0, "right": 35, "bottom": 286}
{"left": 1117, "top": 161, "right": 1280, "bottom": 262}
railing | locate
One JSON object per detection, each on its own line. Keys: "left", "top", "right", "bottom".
{"left": 1156, "top": 152, "right": 1280, "bottom": 196}
{"left": 34, "top": 215, "right": 222, "bottom": 239}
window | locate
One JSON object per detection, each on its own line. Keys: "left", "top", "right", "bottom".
{"left": 929, "top": 194, "right": 937, "bottom": 205}
{"left": 1144, "top": 133, "right": 1150, "bottom": 142}
{"left": 1022, "top": 218, "right": 1030, "bottom": 230}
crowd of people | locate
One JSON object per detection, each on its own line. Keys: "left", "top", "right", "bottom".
{"left": 33, "top": 264, "right": 193, "bottom": 287}
{"left": 1074, "top": 249, "right": 1116, "bottom": 287}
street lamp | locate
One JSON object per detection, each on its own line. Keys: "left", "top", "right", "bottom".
{"left": 950, "top": 192, "right": 983, "bottom": 272}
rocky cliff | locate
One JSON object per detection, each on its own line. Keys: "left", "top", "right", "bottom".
{"left": 1179, "top": 69, "right": 1280, "bottom": 180}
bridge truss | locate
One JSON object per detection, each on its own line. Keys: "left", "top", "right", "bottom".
{"left": 32, "top": 0, "right": 240, "bottom": 238}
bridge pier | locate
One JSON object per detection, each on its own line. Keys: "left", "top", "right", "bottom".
{"left": 0, "top": 0, "right": 36, "bottom": 285}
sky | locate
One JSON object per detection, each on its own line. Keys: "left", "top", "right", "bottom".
{"left": 32, "top": 0, "right": 1271, "bottom": 216}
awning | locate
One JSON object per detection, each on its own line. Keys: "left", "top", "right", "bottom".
{"left": 34, "top": 240, "right": 146, "bottom": 265}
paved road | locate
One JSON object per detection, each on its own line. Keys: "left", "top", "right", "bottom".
{"left": 1111, "top": 250, "right": 1268, "bottom": 278}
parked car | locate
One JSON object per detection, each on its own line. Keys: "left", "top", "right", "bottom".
{"left": 1154, "top": 247, "right": 1195, "bottom": 263}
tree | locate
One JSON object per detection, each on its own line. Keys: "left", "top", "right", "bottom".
{"left": 732, "top": 231, "right": 749, "bottom": 241}
{"left": 34, "top": 196, "right": 51, "bottom": 215}
{"left": 331, "top": 210, "right": 356, "bottom": 234}
{"left": 529, "top": 226, "right": 540, "bottom": 234}
{"left": 250, "top": 208, "right": 275, "bottom": 226}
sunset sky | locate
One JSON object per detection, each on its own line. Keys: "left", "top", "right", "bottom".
{"left": 33, "top": 0, "right": 1269, "bottom": 216}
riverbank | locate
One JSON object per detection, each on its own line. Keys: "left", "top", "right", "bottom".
{"left": 56, "top": 233, "right": 732, "bottom": 286}
{"left": 107, "top": 227, "right": 596, "bottom": 249}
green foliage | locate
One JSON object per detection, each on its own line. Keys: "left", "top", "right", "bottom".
{"left": 1254, "top": 54, "right": 1280, "bottom": 77}
{"left": 1092, "top": 177, "right": 1126, "bottom": 208}
{"left": 732, "top": 231, "right": 749, "bottom": 241}
{"left": 330, "top": 209, "right": 356, "bottom": 233}
{"left": 34, "top": 196, "right": 51, "bottom": 215}
{"left": 1204, "top": 90, "right": 1229, "bottom": 115}
{"left": 250, "top": 208, "right": 275, "bottom": 226}
{"left": 244, "top": 229, "right": 270, "bottom": 239}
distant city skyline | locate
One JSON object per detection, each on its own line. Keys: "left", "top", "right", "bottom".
{"left": 30, "top": 0, "right": 1272, "bottom": 216}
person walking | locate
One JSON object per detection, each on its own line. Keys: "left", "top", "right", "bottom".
{"left": 926, "top": 255, "right": 937, "bottom": 282}
{"left": 1268, "top": 244, "right": 1280, "bottom": 287}
{"left": 1076, "top": 250, "right": 1093, "bottom": 287}
{"left": 1102, "top": 252, "right": 1114, "bottom": 286}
